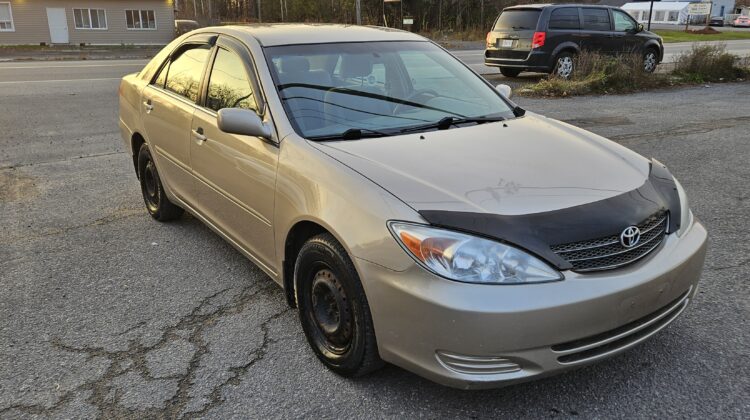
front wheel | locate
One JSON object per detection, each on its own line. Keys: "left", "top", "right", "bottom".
{"left": 553, "top": 52, "right": 575, "bottom": 79}
{"left": 643, "top": 49, "right": 658, "bottom": 73}
{"left": 295, "top": 233, "right": 383, "bottom": 377}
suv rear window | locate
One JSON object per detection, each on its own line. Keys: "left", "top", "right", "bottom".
{"left": 493, "top": 10, "right": 541, "bottom": 31}
{"left": 549, "top": 7, "right": 581, "bottom": 30}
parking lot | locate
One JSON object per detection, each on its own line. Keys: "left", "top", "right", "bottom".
{"left": 1, "top": 60, "right": 748, "bottom": 418}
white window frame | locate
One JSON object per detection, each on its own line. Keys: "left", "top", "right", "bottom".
{"left": 73, "top": 8, "right": 108, "bottom": 30}
{"left": 126, "top": 10, "right": 157, "bottom": 30}
{"left": 0, "top": 1, "right": 15, "bottom": 32}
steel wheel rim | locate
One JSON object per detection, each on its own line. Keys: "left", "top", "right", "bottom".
{"left": 142, "top": 160, "right": 159, "bottom": 211}
{"left": 309, "top": 268, "right": 353, "bottom": 354}
{"left": 557, "top": 56, "right": 573, "bottom": 78}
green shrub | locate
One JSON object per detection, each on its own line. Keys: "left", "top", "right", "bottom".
{"left": 672, "top": 44, "right": 747, "bottom": 83}
{"left": 523, "top": 50, "right": 664, "bottom": 97}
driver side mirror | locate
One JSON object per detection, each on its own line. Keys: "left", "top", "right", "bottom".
{"left": 636, "top": 23, "right": 644, "bottom": 32}
{"left": 495, "top": 84, "right": 513, "bottom": 99}
{"left": 217, "top": 108, "right": 272, "bottom": 140}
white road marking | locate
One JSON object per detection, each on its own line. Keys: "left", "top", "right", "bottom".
{"left": 0, "top": 77, "right": 121, "bottom": 84}
{"left": 0, "top": 63, "right": 145, "bottom": 70}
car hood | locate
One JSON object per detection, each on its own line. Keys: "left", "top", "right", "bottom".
{"left": 311, "top": 113, "right": 651, "bottom": 216}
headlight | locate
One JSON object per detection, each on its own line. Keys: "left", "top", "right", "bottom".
{"left": 674, "top": 178, "right": 693, "bottom": 237}
{"left": 388, "top": 222, "right": 563, "bottom": 284}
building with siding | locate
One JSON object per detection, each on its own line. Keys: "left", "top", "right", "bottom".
{"left": 0, "top": 1, "right": 175, "bottom": 45}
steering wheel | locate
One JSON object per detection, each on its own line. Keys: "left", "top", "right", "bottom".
{"left": 393, "top": 89, "right": 440, "bottom": 114}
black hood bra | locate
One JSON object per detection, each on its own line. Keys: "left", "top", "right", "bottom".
{"left": 419, "top": 160, "right": 681, "bottom": 271}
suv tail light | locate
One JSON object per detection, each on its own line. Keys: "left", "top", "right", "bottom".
{"left": 531, "top": 32, "right": 546, "bottom": 49}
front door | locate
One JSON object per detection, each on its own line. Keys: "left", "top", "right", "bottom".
{"left": 190, "top": 43, "right": 279, "bottom": 272}
{"left": 46, "top": 8, "right": 69, "bottom": 44}
{"left": 610, "top": 9, "right": 641, "bottom": 54}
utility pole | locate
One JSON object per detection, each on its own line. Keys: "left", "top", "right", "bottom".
{"left": 258, "top": 0, "right": 262, "bottom": 22}
{"left": 647, "top": 0, "right": 654, "bottom": 31}
{"left": 356, "top": 0, "right": 362, "bottom": 25}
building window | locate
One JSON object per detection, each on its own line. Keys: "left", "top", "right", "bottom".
{"left": 0, "top": 2, "right": 14, "bottom": 32}
{"left": 654, "top": 11, "right": 666, "bottom": 22}
{"left": 74, "top": 9, "right": 107, "bottom": 30}
{"left": 668, "top": 11, "right": 679, "bottom": 22}
{"left": 126, "top": 10, "right": 156, "bottom": 30}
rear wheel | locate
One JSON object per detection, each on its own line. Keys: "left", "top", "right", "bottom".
{"left": 137, "top": 143, "right": 183, "bottom": 222}
{"left": 643, "top": 49, "right": 658, "bottom": 73}
{"left": 295, "top": 233, "right": 383, "bottom": 377}
{"left": 553, "top": 52, "right": 575, "bottom": 79}
{"left": 500, "top": 67, "right": 522, "bottom": 78}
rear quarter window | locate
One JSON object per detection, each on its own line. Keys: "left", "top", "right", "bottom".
{"left": 493, "top": 10, "right": 541, "bottom": 31}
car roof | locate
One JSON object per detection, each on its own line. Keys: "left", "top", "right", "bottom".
{"left": 209, "top": 24, "right": 426, "bottom": 47}
{"left": 504, "top": 3, "right": 617, "bottom": 10}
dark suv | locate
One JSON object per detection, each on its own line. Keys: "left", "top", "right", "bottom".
{"left": 485, "top": 4, "right": 664, "bottom": 78}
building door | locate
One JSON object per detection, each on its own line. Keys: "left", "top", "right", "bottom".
{"left": 46, "top": 8, "right": 69, "bottom": 44}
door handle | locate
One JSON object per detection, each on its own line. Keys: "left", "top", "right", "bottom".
{"left": 192, "top": 128, "right": 207, "bottom": 143}
{"left": 143, "top": 100, "right": 153, "bottom": 112}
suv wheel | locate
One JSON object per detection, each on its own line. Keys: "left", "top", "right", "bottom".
{"left": 500, "top": 67, "right": 522, "bottom": 78}
{"left": 643, "top": 49, "right": 658, "bottom": 73}
{"left": 295, "top": 233, "right": 383, "bottom": 377}
{"left": 553, "top": 52, "right": 575, "bottom": 79}
{"left": 137, "top": 143, "right": 184, "bottom": 221}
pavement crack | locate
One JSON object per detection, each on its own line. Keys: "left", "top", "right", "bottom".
{"left": 45, "top": 283, "right": 282, "bottom": 418}
{"left": 181, "top": 306, "right": 293, "bottom": 419}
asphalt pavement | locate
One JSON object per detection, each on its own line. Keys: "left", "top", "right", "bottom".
{"left": 0, "top": 60, "right": 748, "bottom": 419}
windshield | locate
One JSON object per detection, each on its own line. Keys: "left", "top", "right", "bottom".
{"left": 493, "top": 10, "right": 541, "bottom": 30}
{"left": 264, "top": 41, "right": 515, "bottom": 139}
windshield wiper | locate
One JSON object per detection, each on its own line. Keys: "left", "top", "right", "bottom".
{"left": 308, "top": 127, "right": 391, "bottom": 141}
{"left": 399, "top": 115, "right": 505, "bottom": 134}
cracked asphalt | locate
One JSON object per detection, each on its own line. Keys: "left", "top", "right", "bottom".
{"left": 1, "top": 61, "right": 748, "bottom": 419}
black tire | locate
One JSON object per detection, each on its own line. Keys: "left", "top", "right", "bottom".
{"left": 137, "top": 143, "right": 183, "bottom": 222}
{"left": 295, "top": 233, "right": 383, "bottom": 377}
{"left": 552, "top": 51, "right": 575, "bottom": 79}
{"left": 643, "top": 48, "right": 659, "bottom": 73}
{"left": 500, "top": 67, "right": 522, "bottom": 78}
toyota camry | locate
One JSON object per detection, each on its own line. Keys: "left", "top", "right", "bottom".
{"left": 118, "top": 24, "right": 707, "bottom": 389}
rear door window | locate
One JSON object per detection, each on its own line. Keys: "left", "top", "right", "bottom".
{"left": 549, "top": 7, "right": 581, "bottom": 30}
{"left": 582, "top": 8, "right": 611, "bottom": 31}
{"left": 493, "top": 10, "right": 541, "bottom": 31}
{"left": 163, "top": 44, "right": 212, "bottom": 103}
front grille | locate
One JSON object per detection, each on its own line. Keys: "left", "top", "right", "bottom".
{"left": 485, "top": 49, "right": 530, "bottom": 60}
{"left": 551, "top": 212, "right": 668, "bottom": 272}
{"left": 551, "top": 288, "right": 691, "bottom": 364}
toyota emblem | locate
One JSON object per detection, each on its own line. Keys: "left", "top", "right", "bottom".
{"left": 620, "top": 226, "right": 641, "bottom": 248}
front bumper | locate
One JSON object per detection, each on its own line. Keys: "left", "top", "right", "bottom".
{"left": 358, "top": 220, "right": 708, "bottom": 389}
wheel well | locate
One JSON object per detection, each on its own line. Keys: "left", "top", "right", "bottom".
{"left": 283, "top": 221, "right": 328, "bottom": 308}
{"left": 131, "top": 133, "right": 145, "bottom": 178}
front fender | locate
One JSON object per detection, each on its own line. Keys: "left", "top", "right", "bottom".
{"left": 274, "top": 136, "right": 422, "bottom": 278}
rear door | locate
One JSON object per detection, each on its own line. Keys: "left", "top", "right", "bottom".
{"left": 189, "top": 37, "right": 279, "bottom": 272}
{"left": 141, "top": 40, "right": 213, "bottom": 203}
{"left": 579, "top": 7, "right": 613, "bottom": 53}
{"left": 546, "top": 7, "right": 581, "bottom": 50}
{"left": 488, "top": 9, "right": 541, "bottom": 59}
